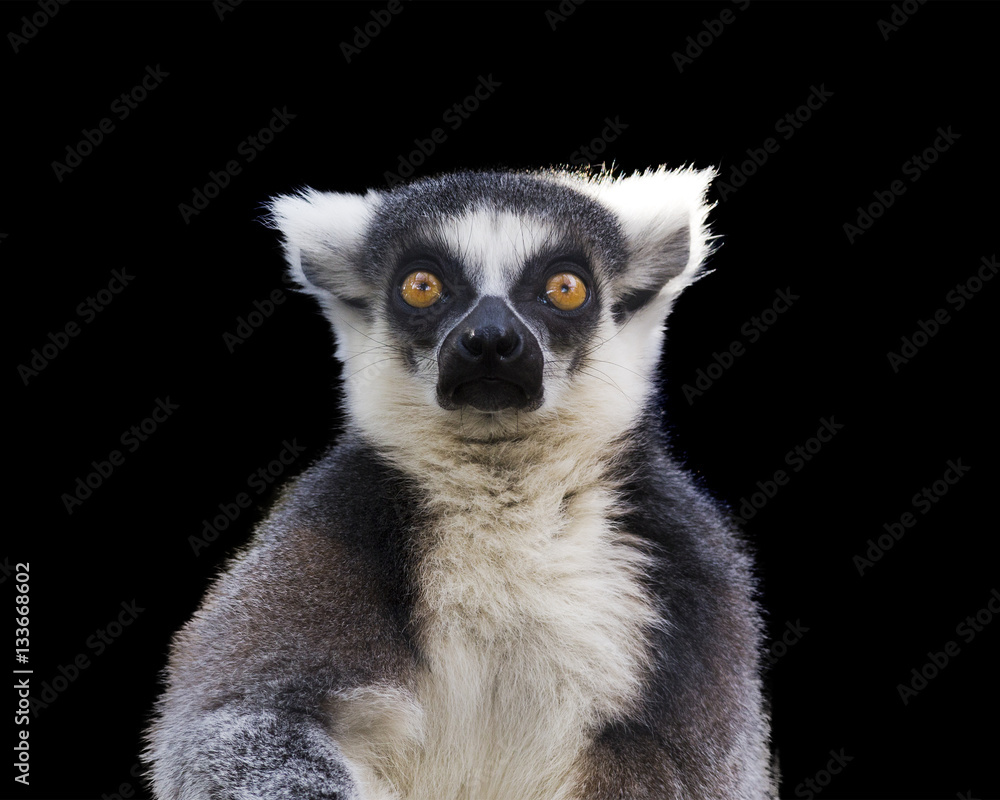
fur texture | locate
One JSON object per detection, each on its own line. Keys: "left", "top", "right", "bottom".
{"left": 145, "top": 166, "right": 774, "bottom": 799}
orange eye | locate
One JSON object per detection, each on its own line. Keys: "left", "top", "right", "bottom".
{"left": 400, "top": 271, "right": 444, "bottom": 308}
{"left": 544, "top": 272, "right": 587, "bottom": 311}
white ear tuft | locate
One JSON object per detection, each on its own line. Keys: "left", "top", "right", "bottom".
{"left": 575, "top": 166, "right": 716, "bottom": 317}
{"left": 265, "top": 188, "right": 379, "bottom": 307}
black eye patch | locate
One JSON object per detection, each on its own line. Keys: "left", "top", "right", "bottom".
{"left": 385, "top": 249, "right": 475, "bottom": 351}
{"left": 510, "top": 248, "right": 602, "bottom": 354}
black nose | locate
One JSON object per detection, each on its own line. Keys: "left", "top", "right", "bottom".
{"left": 437, "top": 297, "right": 544, "bottom": 412}
{"left": 459, "top": 325, "right": 523, "bottom": 363}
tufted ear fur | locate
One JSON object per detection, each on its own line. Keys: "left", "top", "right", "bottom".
{"left": 573, "top": 167, "right": 716, "bottom": 321}
{"left": 265, "top": 188, "right": 381, "bottom": 311}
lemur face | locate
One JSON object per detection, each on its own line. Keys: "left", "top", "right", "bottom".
{"left": 268, "top": 168, "right": 713, "bottom": 441}
{"left": 380, "top": 209, "right": 611, "bottom": 415}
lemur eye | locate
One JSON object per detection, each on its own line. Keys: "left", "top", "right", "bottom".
{"left": 544, "top": 272, "right": 588, "bottom": 311}
{"left": 400, "top": 271, "right": 444, "bottom": 308}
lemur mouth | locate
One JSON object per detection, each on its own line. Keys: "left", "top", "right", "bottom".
{"left": 444, "top": 378, "right": 541, "bottom": 413}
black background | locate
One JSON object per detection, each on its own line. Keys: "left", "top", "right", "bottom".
{"left": 7, "top": 2, "right": 997, "bottom": 798}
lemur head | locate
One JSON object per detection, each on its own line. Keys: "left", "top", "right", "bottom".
{"left": 268, "top": 167, "right": 714, "bottom": 448}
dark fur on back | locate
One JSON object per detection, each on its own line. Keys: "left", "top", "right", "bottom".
{"left": 587, "top": 420, "right": 769, "bottom": 796}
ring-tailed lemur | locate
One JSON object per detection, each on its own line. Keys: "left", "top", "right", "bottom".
{"left": 145, "top": 167, "right": 774, "bottom": 799}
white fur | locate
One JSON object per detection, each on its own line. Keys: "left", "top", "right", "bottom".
{"left": 326, "top": 434, "right": 662, "bottom": 800}
{"left": 266, "top": 187, "right": 377, "bottom": 307}
{"left": 570, "top": 165, "right": 717, "bottom": 307}
{"left": 433, "top": 209, "right": 560, "bottom": 296}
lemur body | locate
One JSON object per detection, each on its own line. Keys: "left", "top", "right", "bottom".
{"left": 145, "top": 168, "right": 774, "bottom": 799}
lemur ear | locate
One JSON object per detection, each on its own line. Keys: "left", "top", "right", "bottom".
{"left": 580, "top": 167, "right": 716, "bottom": 321}
{"left": 265, "top": 188, "right": 381, "bottom": 310}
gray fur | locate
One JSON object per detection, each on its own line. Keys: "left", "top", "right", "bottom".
{"left": 145, "top": 166, "right": 774, "bottom": 799}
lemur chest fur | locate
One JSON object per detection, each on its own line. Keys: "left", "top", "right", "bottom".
{"left": 332, "top": 451, "right": 659, "bottom": 800}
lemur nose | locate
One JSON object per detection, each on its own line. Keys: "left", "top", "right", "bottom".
{"left": 437, "top": 296, "right": 544, "bottom": 412}
{"left": 459, "top": 325, "right": 523, "bottom": 362}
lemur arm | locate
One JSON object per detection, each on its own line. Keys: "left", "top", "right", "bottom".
{"left": 147, "top": 702, "right": 358, "bottom": 799}
{"left": 145, "top": 512, "right": 415, "bottom": 800}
